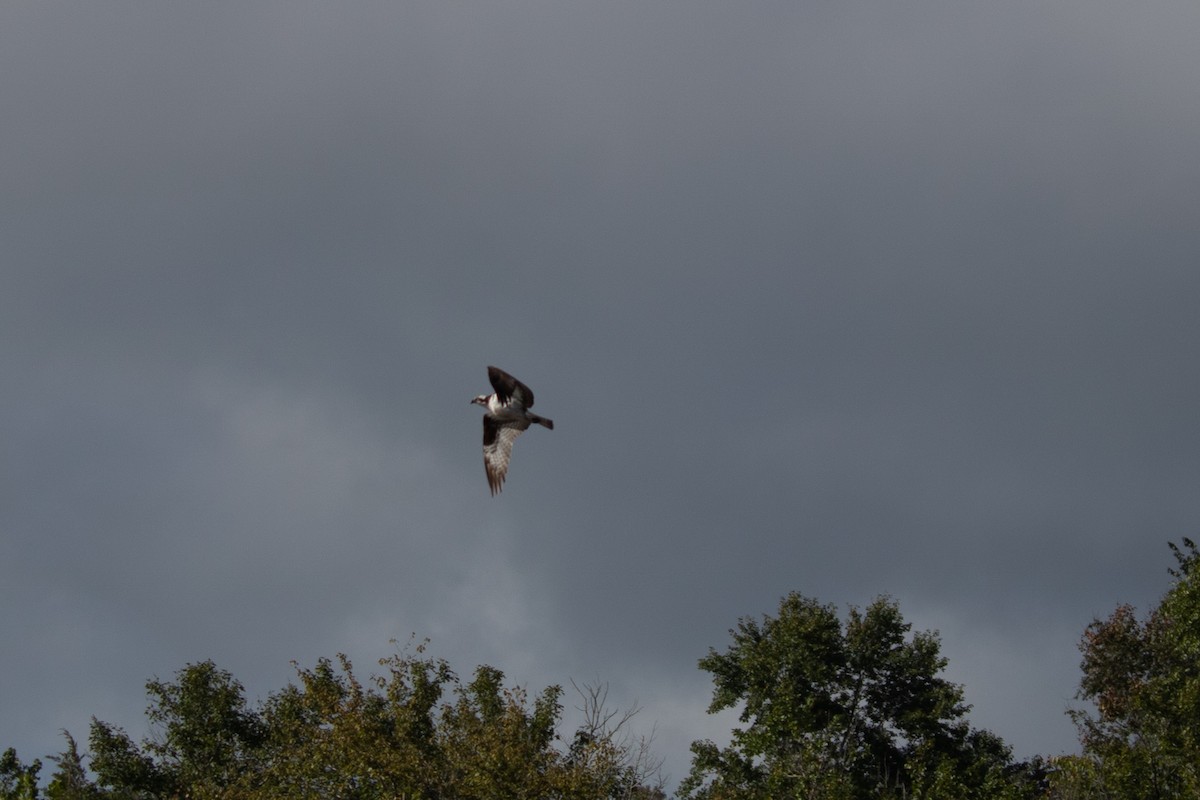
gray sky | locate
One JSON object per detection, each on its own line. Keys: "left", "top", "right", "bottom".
{"left": 4, "top": 1, "right": 1199, "bottom": 788}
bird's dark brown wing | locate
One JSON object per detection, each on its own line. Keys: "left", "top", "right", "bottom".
{"left": 487, "top": 366, "right": 535, "bottom": 408}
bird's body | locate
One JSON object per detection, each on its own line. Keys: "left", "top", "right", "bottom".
{"left": 471, "top": 366, "right": 554, "bottom": 495}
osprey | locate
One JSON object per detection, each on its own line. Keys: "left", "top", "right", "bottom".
{"left": 470, "top": 366, "right": 554, "bottom": 495}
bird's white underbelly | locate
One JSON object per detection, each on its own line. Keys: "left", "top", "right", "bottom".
{"left": 487, "top": 397, "right": 525, "bottom": 419}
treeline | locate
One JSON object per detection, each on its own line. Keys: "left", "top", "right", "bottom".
{"left": 4, "top": 645, "right": 665, "bottom": 800}
{"left": 5, "top": 540, "right": 1199, "bottom": 799}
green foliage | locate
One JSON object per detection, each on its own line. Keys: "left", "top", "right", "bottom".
{"left": 680, "top": 593, "right": 1025, "bottom": 800}
{"left": 251, "top": 649, "right": 454, "bottom": 798}
{"left": 27, "top": 640, "right": 660, "bottom": 799}
{"left": 1053, "top": 538, "right": 1200, "bottom": 799}
{"left": 438, "top": 665, "right": 563, "bottom": 797}
{"left": 86, "top": 660, "right": 259, "bottom": 799}
{"left": 44, "top": 732, "right": 98, "bottom": 800}
{"left": 0, "top": 748, "right": 41, "bottom": 800}
{"left": 43, "top": 552, "right": 1200, "bottom": 799}
{"left": 87, "top": 719, "right": 167, "bottom": 799}
{"left": 144, "top": 660, "right": 264, "bottom": 794}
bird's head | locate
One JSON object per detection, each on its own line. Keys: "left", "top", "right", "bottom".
{"left": 470, "top": 395, "right": 489, "bottom": 407}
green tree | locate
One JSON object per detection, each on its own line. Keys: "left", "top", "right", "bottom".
{"left": 89, "top": 659, "right": 261, "bottom": 799}
{"left": 436, "top": 667, "right": 664, "bottom": 799}
{"left": 44, "top": 732, "right": 98, "bottom": 800}
{"left": 0, "top": 749, "right": 41, "bottom": 800}
{"left": 680, "top": 593, "right": 1023, "bottom": 800}
{"left": 248, "top": 648, "right": 454, "bottom": 798}
{"left": 1052, "top": 539, "right": 1200, "bottom": 799}
{"left": 67, "top": 641, "right": 662, "bottom": 799}
{"left": 437, "top": 665, "right": 564, "bottom": 797}
{"left": 87, "top": 719, "right": 167, "bottom": 799}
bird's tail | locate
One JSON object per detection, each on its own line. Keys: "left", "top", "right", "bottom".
{"left": 530, "top": 414, "right": 554, "bottom": 430}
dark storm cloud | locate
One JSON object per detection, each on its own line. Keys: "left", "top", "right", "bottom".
{"left": 4, "top": 0, "right": 1200, "bottom": 786}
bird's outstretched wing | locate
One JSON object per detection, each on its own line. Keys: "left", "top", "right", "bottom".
{"left": 488, "top": 366, "right": 535, "bottom": 408}
{"left": 482, "top": 415, "right": 531, "bottom": 495}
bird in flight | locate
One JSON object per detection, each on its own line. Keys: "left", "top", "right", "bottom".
{"left": 470, "top": 366, "right": 554, "bottom": 495}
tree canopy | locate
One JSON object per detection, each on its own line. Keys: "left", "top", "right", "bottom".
{"left": 1051, "top": 538, "right": 1200, "bottom": 799}
{"left": 680, "top": 593, "right": 1027, "bottom": 800}
{"left": 1, "top": 748, "right": 41, "bottom": 800}
{"left": 75, "top": 642, "right": 664, "bottom": 799}
{"left": 17, "top": 541, "right": 1200, "bottom": 798}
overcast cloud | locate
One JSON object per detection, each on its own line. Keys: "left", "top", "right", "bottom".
{"left": 3, "top": 1, "right": 1199, "bottom": 788}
